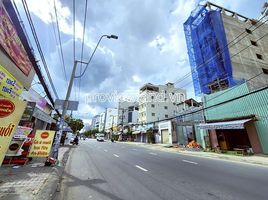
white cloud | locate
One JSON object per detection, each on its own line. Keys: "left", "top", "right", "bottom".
{"left": 132, "top": 75, "right": 142, "bottom": 83}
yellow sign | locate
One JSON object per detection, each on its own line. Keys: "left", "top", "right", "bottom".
{"left": 0, "top": 98, "right": 26, "bottom": 166}
{"left": 28, "top": 130, "right": 55, "bottom": 157}
{"left": 0, "top": 64, "right": 23, "bottom": 99}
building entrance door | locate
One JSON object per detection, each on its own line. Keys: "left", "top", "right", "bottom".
{"left": 161, "top": 129, "right": 169, "bottom": 144}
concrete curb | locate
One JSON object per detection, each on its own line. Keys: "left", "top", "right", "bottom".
{"left": 33, "top": 147, "right": 72, "bottom": 200}
{"left": 122, "top": 142, "right": 268, "bottom": 167}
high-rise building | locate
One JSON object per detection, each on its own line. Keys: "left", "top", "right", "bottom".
{"left": 184, "top": 2, "right": 268, "bottom": 95}
{"left": 138, "top": 83, "right": 186, "bottom": 123}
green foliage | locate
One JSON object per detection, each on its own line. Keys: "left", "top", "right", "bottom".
{"left": 84, "top": 129, "right": 99, "bottom": 138}
{"left": 68, "top": 118, "right": 84, "bottom": 133}
{"left": 147, "top": 128, "right": 155, "bottom": 144}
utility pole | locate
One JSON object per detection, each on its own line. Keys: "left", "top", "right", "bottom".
{"left": 51, "top": 34, "right": 118, "bottom": 159}
{"left": 103, "top": 108, "right": 108, "bottom": 137}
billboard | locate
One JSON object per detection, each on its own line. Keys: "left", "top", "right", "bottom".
{"left": 0, "top": 98, "right": 26, "bottom": 166}
{"left": 0, "top": 64, "right": 23, "bottom": 99}
{"left": 28, "top": 130, "right": 56, "bottom": 157}
{"left": 0, "top": 3, "right": 32, "bottom": 76}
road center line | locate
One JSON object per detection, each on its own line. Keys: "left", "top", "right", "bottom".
{"left": 182, "top": 160, "right": 198, "bottom": 165}
{"left": 113, "top": 154, "right": 119, "bottom": 158}
{"left": 135, "top": 165, "right": 148, "bottom": 172}
{"left": 149, "top": 152, "right": 157, "bottom": 155}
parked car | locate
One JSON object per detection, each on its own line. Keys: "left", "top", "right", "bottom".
{"left": 96, "top": 133, "right": 105, "bottom": 142}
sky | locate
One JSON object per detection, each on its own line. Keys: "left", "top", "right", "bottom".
{"left": 13, "top": 0, "right": 267, "bottom": 124}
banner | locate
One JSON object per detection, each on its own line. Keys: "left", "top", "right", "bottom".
{"left": 28, "top": 130, "right": 55, "bottom": 157}
{"left": 0, "top": 3, "right": 32, "bottom": 76}
{"left": 0, "top": 64, "right": 23, "bottom": 99}
{"left": 0, "top": 98, "right": 26, "bottom": 166}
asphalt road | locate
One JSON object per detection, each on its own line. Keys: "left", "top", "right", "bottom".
{"left": 59, "top": 139, "right": 268, "bottom": 200}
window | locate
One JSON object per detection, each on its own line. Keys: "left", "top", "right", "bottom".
{"left": 151, "top": 104, "right": 155, "bottom": 108}
{"left": 245, "top": 28, "right": 252, "bottom": 34}
{"left": 250, "top": 40, "right": 258, "bottom": 46}
{"left": 164, "top": 106, "right": 168, "bottom": 109}
{"left": 256, "top": 53, "right": 263, "bottom": 60}
{"left": 152, "top": 113, "right": 155, "bottom": 116}
{"left": 165, "top": 115, "right": 168, "bottom": 118}
{"left": 172, "top": 92, "right": 175, "bottom": 95}
{"left": 151, "top": 96, "right": 154, "bottom": 99}
{"left": 263, "top": 68, "right": 268, "bottom": 75}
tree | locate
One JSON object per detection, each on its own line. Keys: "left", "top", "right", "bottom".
{"left": 68, "top": 118, "right": 84, "bottom": 133}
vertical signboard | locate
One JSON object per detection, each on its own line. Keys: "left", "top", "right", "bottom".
{"left": 28, "top": 130, "right": 55, "bottom": 157}
{"left": 0, "top": 64, "right": 23, "bottom": 99}
{"left": 0, "top": 2, "right": 32, "bottom": 76}
{"left": 0, "top": 98, "right": 26, "bottom": 166}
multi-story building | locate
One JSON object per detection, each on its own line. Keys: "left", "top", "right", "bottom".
{"left": 184, "top": 2, "right": 268, "bottom": 154}
{"left": 118, "top": 100, "right": 139, "bottom": 125}
{"left": 105, "top": 108, "right": 118, "bottom": 132}
{"left": 138, "top": 83, "right": 186, "bottom": 124}
{"left": 98, "top": 112, "right": 106, "bottom": 132}
{"left": 91, "top": 115, "right": 100, "bottom": 130}
{"left": 184, "top": 1, "right": 268, "bottom": 95}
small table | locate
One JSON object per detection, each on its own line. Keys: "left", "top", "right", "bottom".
{"left": 233, "top": 148, "right": 246, "bottom": 156}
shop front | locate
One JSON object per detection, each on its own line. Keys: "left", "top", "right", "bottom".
{"left": 199, "top": 118, "right": 262, "bottom": 154}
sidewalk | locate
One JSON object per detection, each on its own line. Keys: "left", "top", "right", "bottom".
{"left": 123, "top": 142, "right": 268, "bottom": 166}
{"left": 0, "top": 146, "right": 72, "bottom": 200}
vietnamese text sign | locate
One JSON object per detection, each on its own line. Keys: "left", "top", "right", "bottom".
{"left": 0, "top": 98, "right": 26, "bottom": 166}
{"left": 28, "top": 130, "right": 55, "bottom": 157}
{"left": 0, "top": 64, "right": 23, "bottom": 99}
{"left": 0, "top": 3, "right": 32, "bottom": 76}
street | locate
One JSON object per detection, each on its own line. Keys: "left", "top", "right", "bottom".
{"left": 59, "top": 139, "right": 268, "bottom": 200}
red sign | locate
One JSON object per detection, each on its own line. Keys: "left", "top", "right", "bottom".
{"left": 0, "top": 99, "right": 15, "bottom": 118}
{"left": 0, "top": 5, "right": 32, "bottom": 76}
{"left": 41, "top": 132, "right": 49, "bottom": 139}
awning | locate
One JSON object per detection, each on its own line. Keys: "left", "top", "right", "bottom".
{"left": 132, "top": 131, "right": 141, "bottom": 135}
{"left": 198, "top": 119, "right": 252, "bottom": 130}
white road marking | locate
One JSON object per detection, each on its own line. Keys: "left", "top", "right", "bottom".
{"left": 113, "top": 154, "right": 119, "bottom": 158}
{"left": 104, "top": 149, "right": 108, "bottom": 152}
{"left": 182, "top": 160, "right": 198, "bottom": 165}
{"left": 132, "top": 149, "right": 137, "bottom": 151}
{"left": 135, "top": 165, "right": 148, "bottom": 172}
{"left": 149, "top": 152, "right": 157, "bottom": 155}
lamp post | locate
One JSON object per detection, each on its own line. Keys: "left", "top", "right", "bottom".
{"left": 52, "top": 34, "right": 118, "bottom": 159}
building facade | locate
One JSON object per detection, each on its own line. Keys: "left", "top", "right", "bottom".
{"left": 138, "top": 83, "right": 186, "bottom": 123}
{"left": 91, "top": 115, "right": 100, "bottom": 130}
{"left": 184, "top": 2, "right": 268, "bottom": 95}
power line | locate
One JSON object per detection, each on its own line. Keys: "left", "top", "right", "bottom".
{"left": 79, "top": 0, "right": 88, "bottom": 100}
{"left": 53, "top": 0, "right": 68, "bottom": 88}
{"left": 22, "top": 0, "right": 59, "bottom": 99}
{"left": 174, "top": 15, "right": 268, "bottom": 86}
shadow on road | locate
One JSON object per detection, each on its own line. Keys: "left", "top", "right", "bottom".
{"left": 63, "top": 172, "right": 124, "bottom": 200}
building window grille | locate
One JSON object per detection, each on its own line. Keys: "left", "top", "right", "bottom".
{"left": 262, "top": 68, "right": 268, "bottom": 75}
{"left": 250, "top": 40, "right": 258, "bottom": 46}
{"left": 245, "top": 28, "right": 252, "bottom": 34}
{"left": 256, "top": 53, "right": 263, "bottom": 60}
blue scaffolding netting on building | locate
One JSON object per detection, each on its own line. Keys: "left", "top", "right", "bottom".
{"left": 184, "top": 5, "right": 242, "bottom": 95}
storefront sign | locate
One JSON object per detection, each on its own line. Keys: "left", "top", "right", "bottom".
{"left": 0, "top": 64, "right": 23, "bottom": 99}
{"left": 0, "top": 3, "right": 32, "bottom": 76}
{"left": 28, "top": 130, "right": 55, "bottom": 157}
{"left": 0, "top": 98, "right": 26, "bottom": 166}
{"left": 32, "top": 107, "right": 54, "bottom": 124}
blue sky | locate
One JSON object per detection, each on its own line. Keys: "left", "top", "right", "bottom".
{"left": 13, "top": 0, "right": 267, "bottom": 124}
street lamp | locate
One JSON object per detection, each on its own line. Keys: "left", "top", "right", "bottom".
{"left": 52, "top": 34, "right": 118, "bottom": 159}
